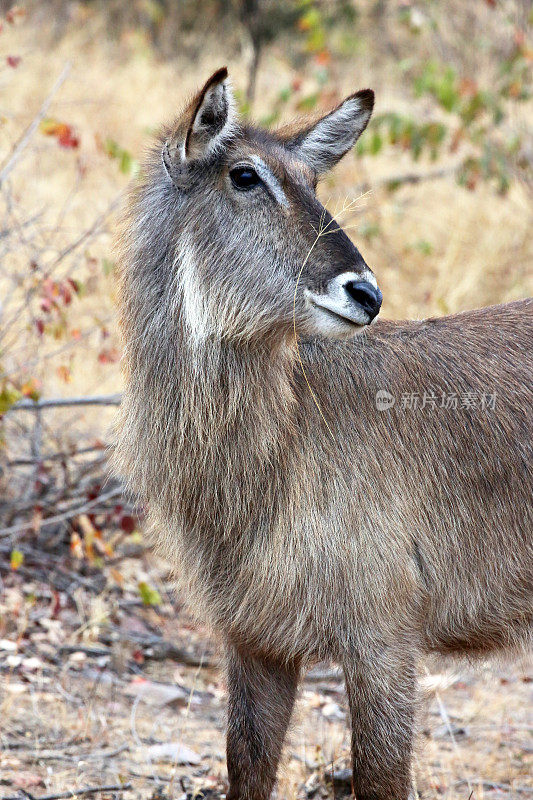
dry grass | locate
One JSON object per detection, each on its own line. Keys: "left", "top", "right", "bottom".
{"left": 0, "top": 2, "right": 532, "bottom": 797}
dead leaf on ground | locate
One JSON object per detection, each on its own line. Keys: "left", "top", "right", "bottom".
{"left": 124, "top": 677, "right": 194, "bottom": 707}
{"left": 143, "top": 741, "right": 201, "bottom": 765}
{"left": 12, "top": 772, "right": 45, "bottom": 789}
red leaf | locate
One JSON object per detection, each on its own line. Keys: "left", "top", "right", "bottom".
{"left": 56, "top": 365, "right": 71, "bottom": 383}
{"left": 6, "top": 55, "right": 21, "bottom": 68}
{"left": 50, "top": 591, "right": 61, "bottom": 618}
{"left": 60, "top": 285, "right": 72, "bottom": 305}
{"left": 35, "top": 319, "right": 45, "bottom": 336}
{"left": 98, "top": 347, "right": 120, "bottom": 364}
{"left": 314, "top": 49, "right": 331, "bottom": 66}
{"left": 67, "top": 277, "right": 80, "bottom": 293}
{"left": 58, "top": 129, "right": 80, "bottom": 149}
{"left": 40, "top": 119, "right": 80, "bottom": 149}
{"left": 120, "top": 514, "right": 136, "bottom": 534}
{"left": 13, "top": 773, "right": 44, "bottom": 790}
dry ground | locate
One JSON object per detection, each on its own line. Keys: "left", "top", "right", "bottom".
{"left": 0, "top": 547, "right": 531, "bottom": 800}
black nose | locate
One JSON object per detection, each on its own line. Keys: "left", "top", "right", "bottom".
{"left": 344, "top": 280, "right": 383, "bottom": 321}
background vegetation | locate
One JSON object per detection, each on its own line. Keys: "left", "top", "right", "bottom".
{"left": 0, "top": 1, "right": 531, "bottom": 797}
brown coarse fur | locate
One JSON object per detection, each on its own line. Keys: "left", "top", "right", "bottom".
{"left": 113, "top": 69, "right": 532, "bottom": 800}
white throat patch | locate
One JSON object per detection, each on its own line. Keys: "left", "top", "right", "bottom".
{"left": 175, "top": 239, "right": 212, "bottom": 343}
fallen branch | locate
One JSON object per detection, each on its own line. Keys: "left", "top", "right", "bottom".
{"left": 58, "top": 644, "right": 111, "bottom": 657}
{"left": 11, "top": 742, "right": 129, "bottom": 763}
{"left": 98, "top": 629, "right": 216, "bottom": 668}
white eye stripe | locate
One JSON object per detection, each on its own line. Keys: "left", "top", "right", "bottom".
{"left": 250, "top": 156, "right": 289, "bottom": 208}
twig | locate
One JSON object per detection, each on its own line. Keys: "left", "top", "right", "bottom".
{"left": 121, "top": 771, "right": 170, "bottom": 783}
{"left": 0, "top": 63, "right": 72, "bottom": 187}
{"left": 0, "top": 210, "right": 44, "bottom": 240}
{"left": 0, "top": 194, "right": 120, "bottom": 347}
{"left": 8, "top": 394, "right": 121, "bottom": 413}
{"left": 23, "top": 405, "right": 43, "bottom": 505}
{"left": 8, "top": 444, "right": 109, "bottom": 467}
{"left": 13, "top": 742, "right": 129, "bottom": 762}
{"left": 87, "top": 742, "right": 130, "bottom": 760}
{"left": 58, "top": 644, "right": 111, "bottom": 657}
{"left": 0, "top": 486, "right": 122, "bottom": 538}
{"left": 454, "top": 779, "right": 532, "bottom": 794}
{"left": 1, "top": 477, "right": 115, "bottom": 519}
{"left": 372, "top": 164, "right": 459, "bottom": 190}
{"left": 42, "top": 193, "right": 122, "bottom": 277}
{"left": 0, "top": 784, "right": 132, "bottom": 800}
{"left": 98, "top": 629, "right": 215, "bottom": 667}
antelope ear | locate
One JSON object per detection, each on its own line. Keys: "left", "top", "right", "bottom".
{"left": 281, "top": 89, "right": 374, "bottom": 175}
{"left": 184, "top": 67, "right": 235, "bottom": 160}
{"left": 163, "top": 67, "right": 235, "bottom": 184}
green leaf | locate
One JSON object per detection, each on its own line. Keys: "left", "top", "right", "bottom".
{"left": 104, "top": 138, "right": 139, "bottom": 177}
{"left": 138, "top": 581, "right": 162, "bottom": 606}
{"left": 102, "top": 258, "right": 115, "bottom": 277}
{"left": 119, "top": 150, "right": 132, "bottom": 175}
{"left": 369, "top": 131, "right": 382, "bottom": 155}
{"left": 10, "top": 550, "right": 24, "bottom": 570}
{"left": 0, "top": 387, "right": 21, "bottom": 415}
{"left": 298, "top": 93, "right": 320, "bottom": 111}
{"left": 103, "top": 138, "right": 120, "bottom": 159}
{"left": 414, "top": 239, "right": 433, "bottom": 256}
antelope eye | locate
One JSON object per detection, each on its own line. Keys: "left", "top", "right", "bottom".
{"left": 230, "top": 166, "right": 261, "bottom": 190}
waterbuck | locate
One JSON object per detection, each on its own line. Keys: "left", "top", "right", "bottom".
{"left": 113, "top": 68, "right": 532, "bottom": 800}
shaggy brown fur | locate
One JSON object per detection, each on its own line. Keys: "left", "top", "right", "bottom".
{"left": 113, "top": 70, "right": 532, "bottom": 800}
